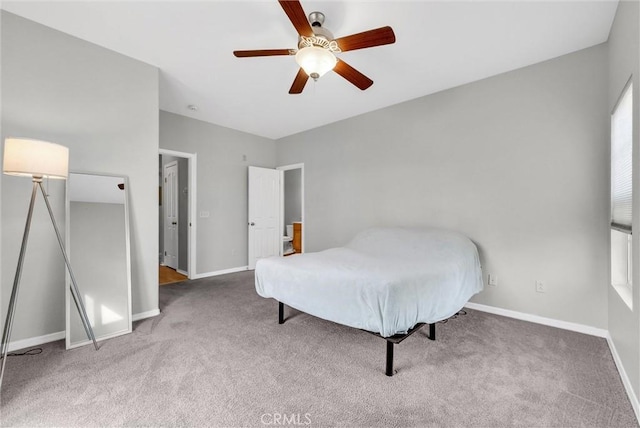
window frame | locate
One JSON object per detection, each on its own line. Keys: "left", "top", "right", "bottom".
{"left": 610, "top": 78, "right": 634, "bottom": 309}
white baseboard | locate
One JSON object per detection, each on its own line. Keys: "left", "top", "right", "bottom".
{"left": 607, "top": 333, "right": 640, "bottom": 422}
{"left": 191, "top": 266, "right": 248, "bottom": 280}
{"left": 132, "top": 308, "right": 160, "bottom": 322}
{"left": 465, "top": 301, "right": 638, "bottom": 424}
{"left": 7, "top": 310, "right": 160, "bottom": 351}
{"left": 177, "top": 269, "right": 188, "bottom": 276}
{"left": 7, "top": 331, "right": 65, "bottom": 352}
{"left": 464, "top": 302, "right": 608, "bottom": 338}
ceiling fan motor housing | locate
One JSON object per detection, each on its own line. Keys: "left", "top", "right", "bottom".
{"left": 308, "top": 11, "right": 325, "bottom": 27}
{"left": 297, "top": 11, "right": 335, "bottom": 47}
{"left": 309, "top": 11, "right": 334, "bottom": 41}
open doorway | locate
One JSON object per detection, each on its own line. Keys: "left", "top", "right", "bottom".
{"left": 159, "top": 149, "right": 197, "bottom": 284}
{"left": 247, "top": 163, "right": 304, "bottom": 269}
{"left": 278, "top": 163, "right": 304, "bottom": 256}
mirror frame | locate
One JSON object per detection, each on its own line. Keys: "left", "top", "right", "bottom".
{"left": 65, "top": 171, "right": 133, "bottom": 349}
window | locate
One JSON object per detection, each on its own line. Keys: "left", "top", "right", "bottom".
{"left": 611, "top": 80, "right": 633, "bottom": 309}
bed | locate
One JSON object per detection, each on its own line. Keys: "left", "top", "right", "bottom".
{"left": 255, "top": 226, "right": 483, "bottom": 375}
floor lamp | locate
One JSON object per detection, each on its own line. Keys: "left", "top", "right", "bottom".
{"left": 0, "top": 138, "right": 99, "bottom": 390}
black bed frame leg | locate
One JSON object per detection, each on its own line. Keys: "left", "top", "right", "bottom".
{"left": 278, "top": 302, "right": 284, "bottom": 324}
{"left": 386, "top": 341, "right": 394, "bottom": 376}
{"left": 428, "top": 323, "right": 436, "bottom": 341}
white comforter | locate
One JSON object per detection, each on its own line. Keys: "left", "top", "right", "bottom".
{"left": 255, "top": 227, "right": 483, "bottom": 337}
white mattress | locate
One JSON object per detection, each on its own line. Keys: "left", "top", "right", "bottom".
{"left": 255, "top": 227, "right": 483, "bottom": 337}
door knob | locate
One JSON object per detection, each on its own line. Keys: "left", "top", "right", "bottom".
{"left": 249, "top": 222, "right": 255, "bottom": 226}
{"left": 172, "top": 222, "right": 177, "bottom": 225}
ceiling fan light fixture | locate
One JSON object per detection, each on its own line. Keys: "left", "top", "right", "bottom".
{"left": 295, "top": 46, "right": 337, "bottom": 81}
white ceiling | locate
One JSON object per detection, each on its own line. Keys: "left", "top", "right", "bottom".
{"left": 2, "top": 1, "right": 618, "bottom": 140}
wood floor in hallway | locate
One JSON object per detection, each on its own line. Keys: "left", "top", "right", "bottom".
{"left": 159, "top": 265, "right": 187, "bottom": 285}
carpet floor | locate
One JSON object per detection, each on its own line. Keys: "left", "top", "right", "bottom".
{"left": 0, "top": 270, "right": 637, "bottom": 427}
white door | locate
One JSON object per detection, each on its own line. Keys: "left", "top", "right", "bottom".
{"left": 163, "top": 161, "right": 178, "bottom": 269}
{"left": 248, "top": 166, "right": 281, "bottom": 269}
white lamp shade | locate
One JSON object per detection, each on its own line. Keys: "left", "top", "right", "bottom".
{"left": 3, "top": 138, "right": 69, "bottom": 180}
{"left": 295, "top": 46, "right": 337, "bottom": 78}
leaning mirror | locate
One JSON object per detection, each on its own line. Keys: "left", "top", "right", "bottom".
{"left": 65, "top": 172, "right": 132, "bottom": 349}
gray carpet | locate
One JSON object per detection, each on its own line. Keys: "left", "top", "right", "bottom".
{"left": 0, "top": 270, "right": 637, "bottom": 427}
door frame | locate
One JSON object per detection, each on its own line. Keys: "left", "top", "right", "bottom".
{"left": 277, "top": 163, "right": 305, "bottom": 254}
{"left": 163, "top": 160, "right": 179, "bottom": 269}
{"left": 159, "top": 149, "right": 197, "bottom": 278}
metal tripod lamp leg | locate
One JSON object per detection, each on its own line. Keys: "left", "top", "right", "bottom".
{"left": 0, "top": 178, "right": 100, "bottom": 392}
{"left": 0, "top": 181, "right": 39, "bottom": 390}
{"left": 37, "top": 181, "right": 99, "bottom": 350}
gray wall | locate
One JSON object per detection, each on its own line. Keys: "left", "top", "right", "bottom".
{"left": 159, "top": 111, "right": 276, "bottom": 275}
{"left": 608, "top": 0, "right": 640, "bottom": 404}
{"left": 1, "top": 12, "right": 159, "bottom": 342}
{"left": 276, "top": 44, "right": 609, "bottom": 330}
{"left": 284, "top": 168, "right": 302, "bottom": 228}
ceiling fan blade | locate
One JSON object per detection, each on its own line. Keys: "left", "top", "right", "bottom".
{"left": 233, "top": 49, "right": 295, "bottom": 58}
{"left": 334, "top": 26, "right": 396, "bottom": 52}
{"left": 289, "top": 68, "right": 309, "bottom": 94}
{"left": 278, "top": 0, "right": 314, "bottom": 38}
{"left": 333, "top": 59, "right": 373, "bottom": 90}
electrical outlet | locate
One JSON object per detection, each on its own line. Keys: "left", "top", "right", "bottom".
{"left": 535, "top": 280, "right": 545, "bottom": 293}
{"left": 488, "top": 274, "right": 498, "bottom": 286}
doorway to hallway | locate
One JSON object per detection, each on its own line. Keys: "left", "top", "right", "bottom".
{"left": 159, "top": 149, "right": 197, "bottom": 282}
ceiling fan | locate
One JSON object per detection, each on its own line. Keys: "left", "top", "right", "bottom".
{"left": 233, "top": 0, "right": 396, "bottom": 94}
